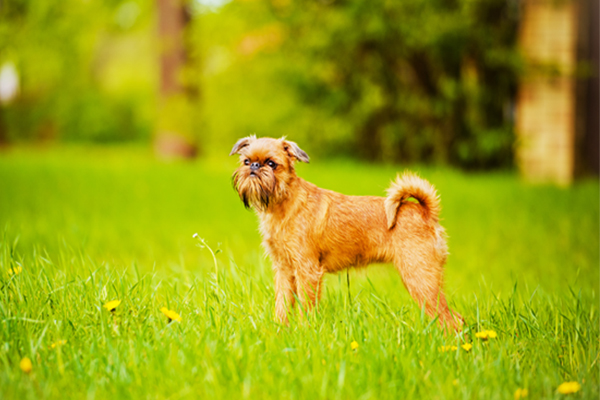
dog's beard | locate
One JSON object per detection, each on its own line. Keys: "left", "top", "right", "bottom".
{"left": 232, "top": 167, "right": 280, "bottom": 211}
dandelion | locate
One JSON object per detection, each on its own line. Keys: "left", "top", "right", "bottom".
{"left": 19, "top": 357, "right": 32, "bottom": 374}
{"left": 557, "top": 381, "right": 581, "bottom": 394}
{"left": 103, "top": 300, "right": 121, "bottom": 312}
{"left": 514, "top": 388, "right": 528, "bottom": 399}
{"left": 8, "top": 266, "right": 22, "bottom": 276}
{"left": 351, "top": 341, "right": 359, "bottom": 350}
{"left": 461, "top": 343, "right": 473, "bottom": 352}
{"left": 439, "top": 345, "right": 458, "bottom": 352}
{"left": 50, "top": 340, "right": 67, "bottom": 349}
{"left": 475, "top": 330, "right": 497, "bottom": 340}
{"left": 160, "top": 307, "right": 182, "bottom": 322}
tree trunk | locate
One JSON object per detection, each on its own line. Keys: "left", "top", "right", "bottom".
{"left": 155, "top": 0, "right": 198, "bottom": 159}
{"left": 0, "top": 107, "right": 7, "bottom": 146}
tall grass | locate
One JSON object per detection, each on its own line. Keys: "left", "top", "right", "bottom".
{"left": 0, "top": 146, "right": 598, "bottom": 399}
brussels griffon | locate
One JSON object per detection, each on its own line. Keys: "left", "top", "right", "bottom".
{"left": 230, "top": 136, "right": 462, "bottom": 330}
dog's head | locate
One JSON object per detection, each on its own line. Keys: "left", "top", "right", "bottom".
{"left": 230, "top": 136, "right": 309, "bottom": 210}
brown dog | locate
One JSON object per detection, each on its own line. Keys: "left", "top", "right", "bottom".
{"left": 230, "top": 136, "right": 462, "bottom": 330}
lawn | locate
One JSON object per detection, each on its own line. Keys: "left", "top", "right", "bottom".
{"left": 0, "top": 145, "right": 598, "bottom": 399}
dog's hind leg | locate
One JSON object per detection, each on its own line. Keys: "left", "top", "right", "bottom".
{"left": 393, "top": 242, "right": 461, "bottom": 331}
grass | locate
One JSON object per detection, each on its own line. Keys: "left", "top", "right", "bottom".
{"left": 0, "top": 145, "right": 598, "bottom": 399}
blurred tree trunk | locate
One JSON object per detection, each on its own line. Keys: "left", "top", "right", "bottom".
{"left": 0, "top": 108, "right": 6, "bottom": 145}
{"left": 580, "top": 0, "right": 599, "bottom": 175}
{"left": 357, "top": 110, "right": 384, "bottom": 161}
{"left": 155, "top": 0, "right": 198, "bottom": 159}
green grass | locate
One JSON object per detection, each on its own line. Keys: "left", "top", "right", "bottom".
{"left": 0, "top": 146, "right": 598, "bottom": 399}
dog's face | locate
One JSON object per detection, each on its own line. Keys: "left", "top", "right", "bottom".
{"left": 230, "top": 136, "right": 309, "bottom": 210}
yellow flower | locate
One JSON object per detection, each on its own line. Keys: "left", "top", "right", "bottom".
{"left": 8, "top": 266, "right": 22, "bottom": 276}
{"left": 351, "top": 341, "right": 359, "bottom": 350}
{"left": 452, "top": 379, "right": 459, "bottom": 386}
{"left": 557, "top": 381, "right": 581, "bottom": 394}
{"left": 103, "top": 300, "right": 121, "bottom": 312}
{"left": 476, "top": 330, "right": 497, "bottom": 340}
{"left": 50, "top": 340, "right": 67, "bottom": 349}
{"left": 160, "top": 307, "right": 182, "bottom": 322}
{"left": 514, "top": 388, "right": 528, "bottom": 399}
{"left": 461, "top": 343, "right": 473, "bottom": 352}
{"left": 439, "top": 345, "right": 458, "bottom": 352}
{"left": 20, "top": 357, "right": 32, "bottom": 374}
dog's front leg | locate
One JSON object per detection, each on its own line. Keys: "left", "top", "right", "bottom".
{"left": 273, "top": 263, "right": 296, "bottom": 325}
{"left": 294, "top": 261, "right": 323, "bottom": 317}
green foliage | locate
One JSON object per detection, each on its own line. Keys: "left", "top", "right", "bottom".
{"left": 267, "top": 0, "right": 521, "bottom": 168}
{"left": 0, "top": 147, "right": 598, "bottom": 398}
{"left": 0, "top": 0, "right": 154, "bottom": 143}
{"left": 1, "top": 0, "right": 521, "bottom": 168}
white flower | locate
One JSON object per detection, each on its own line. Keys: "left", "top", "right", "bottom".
{"left": 193, "top": 233, "right": 198, "bottom": 238}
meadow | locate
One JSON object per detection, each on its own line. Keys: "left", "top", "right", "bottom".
{"left": 0, "top": 146, "right": 598, "bottom": 399}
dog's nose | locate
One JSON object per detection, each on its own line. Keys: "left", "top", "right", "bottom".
{"left": 250, "top": 162, "right": 260, "bottom": 171}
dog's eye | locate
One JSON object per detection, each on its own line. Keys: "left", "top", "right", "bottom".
{"left": 266, "top": 160, "right": 277, "bottom": 169}
{"left": 244, "top": 159, "right": 250, "bottom": 165}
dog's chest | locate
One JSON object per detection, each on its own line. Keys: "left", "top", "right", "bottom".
{"left": 259, "top": 213, "right": 292, "bottom": 241}
{"left": 258, "top": 212, "right": 301, "bottom": 255}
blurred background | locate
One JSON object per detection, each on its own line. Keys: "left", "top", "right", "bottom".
{"left": 0, "top": 0, "right": 597, "bottom": 181}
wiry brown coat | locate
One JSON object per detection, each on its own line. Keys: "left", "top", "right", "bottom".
{"left": 231, "top": 136, "right": 462, "bottom": 330}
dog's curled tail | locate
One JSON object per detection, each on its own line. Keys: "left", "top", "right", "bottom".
{"left": 384, "top": 172, "right": 441, "bottom": 229}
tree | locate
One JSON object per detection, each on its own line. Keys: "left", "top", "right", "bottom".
{"left": 155, "top": 0, "right": 199, "bottom": 159}
{"left": 268, "top": 0, "right": 520, "bottom": 168}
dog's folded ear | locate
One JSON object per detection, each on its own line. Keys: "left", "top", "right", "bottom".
{"left": 229, "top": 135, "right": 256, "bottom": 156}
{"left": 283, "top": 140, "right": 310, "bottom": 163}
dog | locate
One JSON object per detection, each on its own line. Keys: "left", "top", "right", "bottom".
{"left": 230, "top": 135, "right": 462, "bottom": 330}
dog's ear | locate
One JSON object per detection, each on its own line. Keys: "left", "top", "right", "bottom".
{"left": 229, "top": 135, "right": 256, "bottom": 156}
{"left": 283, "top": 140, "right": 310, "bottom": 163}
